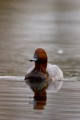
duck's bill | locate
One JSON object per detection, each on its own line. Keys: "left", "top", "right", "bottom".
{"left": 30, "top": 54, "right": 38, "bottom": 62}
{"left": 30, "top": 58, "right": 37, "bottom": 61}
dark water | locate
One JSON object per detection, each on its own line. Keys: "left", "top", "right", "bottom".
{"left": 0, "top": 0, "right": 80, "bottom": 120}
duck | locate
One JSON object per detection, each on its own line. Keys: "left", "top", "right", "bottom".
{"left": 25, "top": 48, "right": 63, "bottom": 100}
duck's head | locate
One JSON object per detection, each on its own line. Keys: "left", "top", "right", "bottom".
{"left": 30, "top": 48, "right": 48, "bottom": 71}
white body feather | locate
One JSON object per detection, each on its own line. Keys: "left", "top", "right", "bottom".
{"left": 47, "top": 64, "right": 63, "bottom": 93}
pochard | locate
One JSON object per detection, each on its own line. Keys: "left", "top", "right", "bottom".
{"left": 25, "top": 48, "right": 63, "bottom": 99}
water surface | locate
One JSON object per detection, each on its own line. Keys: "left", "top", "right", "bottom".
{"left": 0, "top": 0, "right": 80, "bottom": 120}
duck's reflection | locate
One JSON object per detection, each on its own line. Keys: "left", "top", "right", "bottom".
{"left": 33, "top": 91, "right": 47, "bottom": 110}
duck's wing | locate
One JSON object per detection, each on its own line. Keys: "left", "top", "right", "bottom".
{"left": 47, "top": 63, "right": 63, "bottom": 93}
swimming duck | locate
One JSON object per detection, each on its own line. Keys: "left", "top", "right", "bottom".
{"left": 25, "top": 48, "right": 63, "bottom": 99}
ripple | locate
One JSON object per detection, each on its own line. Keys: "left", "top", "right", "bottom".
{"left": 0, "top": 76, "right": 24, "bottom": 81}
{"left": 0, "top": 76, "right": 80, "bottom": 82}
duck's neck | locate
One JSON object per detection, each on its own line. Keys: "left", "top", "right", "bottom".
{"left": 34, "top": 62, "right": 47, "bottom": 73}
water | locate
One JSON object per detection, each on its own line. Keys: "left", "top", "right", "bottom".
{"left": 0, "top": 0, "right": 80, "bottom": 120}
{"left": 0, "top": 77, "right": 80, "bottom": 120}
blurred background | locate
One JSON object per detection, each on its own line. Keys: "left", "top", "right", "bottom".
{"left": 0, "top": 0, "right": 80, "bottom": 77}
{"left": 0, "top": 0, "right": 80, "bottom": 120}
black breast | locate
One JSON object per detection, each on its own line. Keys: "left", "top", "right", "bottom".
{"left": 25, "top": 70, "right": 49, "bottom": 92}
